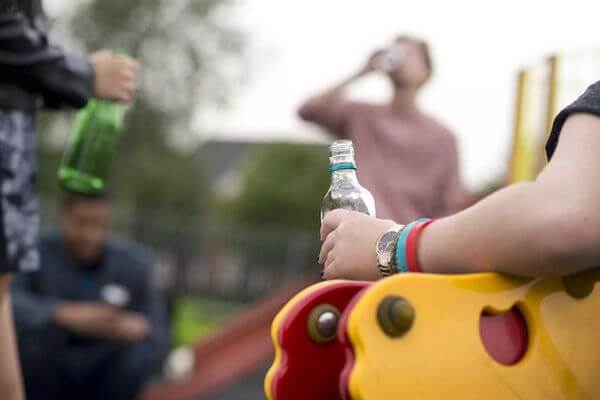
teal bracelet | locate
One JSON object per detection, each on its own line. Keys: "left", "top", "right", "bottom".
{"left": 395, "top": 218, "right": 430, "bottom": 273}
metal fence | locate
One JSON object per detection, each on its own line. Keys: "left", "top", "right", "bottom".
{"left": 41, "top": 198, "right": 319, "bottom": 303}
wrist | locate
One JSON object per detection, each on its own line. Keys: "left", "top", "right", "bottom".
{"left": 417, "top": 221, "right": 434, "bottom": 273}
{"left": 395, "top": 218, "right": 434, "bottom": 273}
{"left": 354, "top": 68, "right": 370, "bottom": 79}
{"left": 376, "top": 223, "right": 404, "bottom": 277}
{"left": 51, "top": 302, "right": 76, "bottom": 326}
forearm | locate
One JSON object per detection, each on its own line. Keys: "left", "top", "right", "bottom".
{"left": 49, "top": 301, "right": 113, "bottom": 336}
{"left": 50, "top": 301, "right": 79, "bottom": 330}
{"left": 298, "top": 69, "right": 365, "bottom": 119}
{"left": 0, "top": 276, "right": 24, "bottom": 400}
{"left": 419, "top": 182, "right": 597, "bottom": 277}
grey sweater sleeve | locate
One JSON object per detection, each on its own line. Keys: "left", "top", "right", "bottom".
{"left": 0, "top": 0, "right": 94, "bottom": 109}
{"left": 11, "top": 272, "right": 58, "bottom": 331}
{"left": 546, "top": 81, "right": 600, "bottom": 160}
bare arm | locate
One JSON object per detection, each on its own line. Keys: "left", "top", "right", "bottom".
{"left": 298, "top": 51, "right": 380, "bottom": 123}
{"left": 320, "top": 114, "right": 600, "bottom": 280}
{"left": 0, "top": 276, "right": 24, "bottom": 400}
{"left": 420, "top": 114, "right": 600, "bottom": 277}
{"left": 298, "top": 69, "right": 366, "bottom": 120}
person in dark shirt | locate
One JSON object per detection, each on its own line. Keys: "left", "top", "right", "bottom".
{"left": 0, "top": 2, "right": 139, "bottom": 398}
{"left": 12, "top": 191, "right": 168, "bottom": 400}
{"left": 318, "top": 81, "right": 600, "bottom": 280}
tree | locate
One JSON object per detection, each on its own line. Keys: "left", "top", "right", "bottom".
{"left": 38, "top": 0, "right": 246, "bottom": 218}
{"left": 225, "top": 142, "right": 330, "bottom": 232}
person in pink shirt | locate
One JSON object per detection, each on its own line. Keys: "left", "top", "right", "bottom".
{"left": 299, "top": 35, "right": 465, "bottom": 222}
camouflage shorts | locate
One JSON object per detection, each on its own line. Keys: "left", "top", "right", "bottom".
{"left": 0, "top": 110, "right": 39, "bottom": 273}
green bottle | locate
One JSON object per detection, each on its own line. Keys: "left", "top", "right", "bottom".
{"left": 58, "top": 52, "right": 126, "bottom": 195}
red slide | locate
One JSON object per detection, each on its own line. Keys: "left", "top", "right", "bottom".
{"left": 140, "top": 277, "right": 313, "bottom": 400}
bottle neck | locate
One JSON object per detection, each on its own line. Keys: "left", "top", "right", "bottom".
{"left": 328, "top": 146, "right": 358, "bottom": 184}
{"left": 330, "top": 165, "right": 359, "bottom": 185}
{"left": 329, "top": 162, "right": 357, "bottom": 173}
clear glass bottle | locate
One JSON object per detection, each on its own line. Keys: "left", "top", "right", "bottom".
{"left": 320, "top": 140, "right": 376, "bottom": 221}
{"left": 376, "top": 44, "right": 407, "bottom": 72}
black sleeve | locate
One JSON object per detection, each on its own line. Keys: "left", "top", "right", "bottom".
{"left": 136, "top": 256, "right": 170, "bottom": 372}
{"left": 11, "top": 270, "right": 59, "bottom": 332}
{"left": 546, "top": 81, "right": 600, "bottom": 160}
{"left": 0, "top": 0, "right": 93, "bottom": 109}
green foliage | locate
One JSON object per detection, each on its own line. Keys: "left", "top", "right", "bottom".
{"left": 226, "top": 142, "right": 330, "bottom": 232}
{"left": 68, "top": 0, "right": 245, "bottom": 130}
{"left": 38, "top": 0, "right": 246, "bottom": 218}
{"left": 172, "top": 296, "right": 242, "bottom": 346}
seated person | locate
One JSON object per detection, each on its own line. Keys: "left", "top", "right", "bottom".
{"left": 12, "top": 191, "right": 168, "bottom": 400}
{"left": 319, "top": 81, "right": 600, "bottom": 280}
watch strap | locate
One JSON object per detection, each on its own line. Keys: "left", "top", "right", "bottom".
{"left": 377, "top": 224, "right": 404, "bottom": 277}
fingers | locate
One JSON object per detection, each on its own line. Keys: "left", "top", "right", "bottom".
{"left": 320, "top": 209, "right": 348, "bottom": 241}
{"left": 118, "top": 55, "right": 140, "bottom": 71}
{"left": 120, "top": 66, "right": 137, "bottom": 81}
{"left": 319, "top": 231, "right": 344, "bottom": 280}
{"left": 108, "top": 54, "right": 139, "bottom": 102}
{"left": 118, "top": 57, "right": 139, "bottom": 102}
{"left": 112, "top": 88, "right": 132, "bottom": 103}
{"left": 372, "top": 49, "right": 385, "bottom": 57}
{"left": 323, "top": 260, "right": 342, "bottom": 280}
{"left": 119, "top": 81, "right": 136, "bottom": 102}
{"left": 318, "top": 231, "right": 335, "bottom": 264}
{"left": 324, "top": 250, "right": 335, "bottom": 269}
{"left": 114, "top": 70, "right": 137, "bottom": 102}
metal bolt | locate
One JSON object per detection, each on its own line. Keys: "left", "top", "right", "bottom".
{"left": 307, "top": 304, "right": 341, "bottom": 344}
{"left": 377, "top": 296, "right": 415, "bottom": 338}
{"left": 563, "top": 266, "right": 600, "bottom": 299}
{"left": 316, "top": 311, "right": 338, "bottom": 338}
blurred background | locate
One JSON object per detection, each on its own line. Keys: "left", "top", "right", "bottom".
{"left": 34, "top": 0, "right": 600, "bottom": 398}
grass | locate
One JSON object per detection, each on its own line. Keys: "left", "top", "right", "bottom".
{"left": 171, "top": 297, "right": 244, "bottom": 346}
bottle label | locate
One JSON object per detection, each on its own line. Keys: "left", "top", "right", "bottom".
{"left": 329, "top": 162, "right": 357, "bottom": 172}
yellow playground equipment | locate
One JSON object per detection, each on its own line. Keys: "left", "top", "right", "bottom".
{"left": 266, "top": 271, "right": 600, "bottom": 399}
{"left": 266, "top": 52, "right": 600, "bottom": 400}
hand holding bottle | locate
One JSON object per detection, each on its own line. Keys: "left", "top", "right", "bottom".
{"left": 359, "top": 49, "right": 386, "bottom": 75}
{"left": 90, "top": 50, "right": 139, "bottom": 103}
{"left": 360, "top": 44, "right": 408, "bottom": 75}
{"left": 319, "top": 209, "right": 395, "bottom": 280}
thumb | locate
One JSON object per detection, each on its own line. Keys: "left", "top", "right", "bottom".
{"left": 320, "top": 209, "right": 347, "bottom": 241}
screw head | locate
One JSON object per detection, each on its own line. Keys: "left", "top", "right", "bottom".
{"left": 377, "top": 296, "right": 415, "bottom": 338}
{"left": 307, "top": 304, "right": 341, "bottom": 344}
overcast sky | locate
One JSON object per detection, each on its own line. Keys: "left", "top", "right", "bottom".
{"left": 47, "top": 0, "right": 600, "bottom": 189}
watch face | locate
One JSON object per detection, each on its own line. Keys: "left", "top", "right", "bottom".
{"left": 378, "top": 231, "right": 398, "bottom": 253}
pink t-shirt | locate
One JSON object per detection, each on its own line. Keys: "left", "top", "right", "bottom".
{"left": 301, "top": 100, "right": 465, "bottom": 222}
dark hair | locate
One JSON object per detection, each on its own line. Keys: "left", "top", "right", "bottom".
{"left": 60, "top": 189, "right": 109, "bottom": 210}
{"left": 396, "top": 35, "right": 433, "bottom": 77}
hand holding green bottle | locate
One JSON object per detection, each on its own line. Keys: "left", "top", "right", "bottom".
{"left": 58, "top": 49, "right": 138, "bottom": 195}
{"left": 89, "top": 48, "right": 139, "bottom": 103}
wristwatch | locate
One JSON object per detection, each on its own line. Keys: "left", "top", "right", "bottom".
{"left": 376, "top": 224, "right": 404, "bottom": 277}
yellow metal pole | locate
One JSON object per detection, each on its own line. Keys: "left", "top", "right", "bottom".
{"left": 507, "top": 69, "right": 528, "bottom": 184}
{"left": 537, "top": 54, "right": 559, "bottom": 172}
{"left": 545, "top": 55, "right": 560, "bottom": 136}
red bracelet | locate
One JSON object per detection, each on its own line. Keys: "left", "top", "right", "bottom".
{"left": 405, "top": 219, "right": 435, "bottom": 272}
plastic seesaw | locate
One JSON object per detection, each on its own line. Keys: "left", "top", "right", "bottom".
{"left": 265, "top": 268, "right": 600, "bottom": 399}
